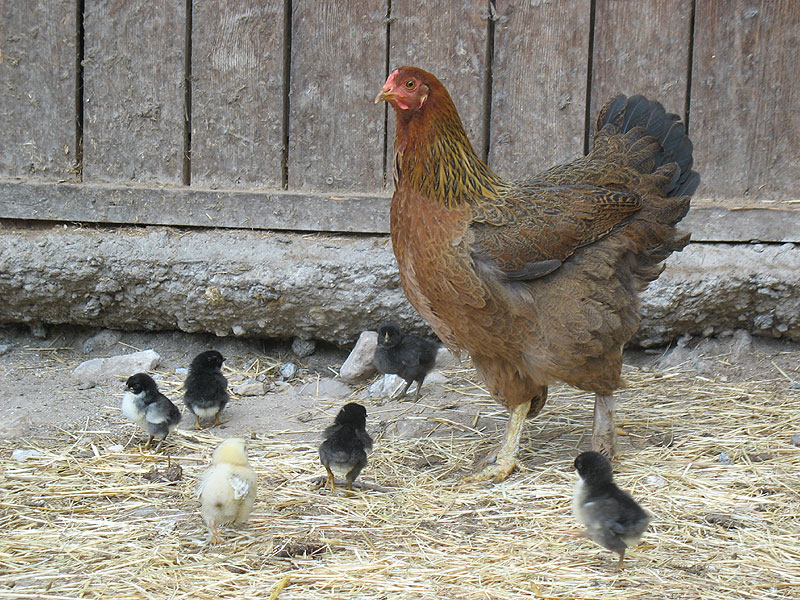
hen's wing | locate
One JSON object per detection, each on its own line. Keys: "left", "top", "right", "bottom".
{"left": 469, "top": 184, "right": 642, "bottom": 281}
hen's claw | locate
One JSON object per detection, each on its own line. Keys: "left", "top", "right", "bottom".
{"left": 462, "top": 400, "right": 529, "bottom": 484}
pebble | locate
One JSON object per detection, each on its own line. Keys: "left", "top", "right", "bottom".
{"left": 270, "top": 381, "right": 291, "bottom": 393}
{"left": 107, "top": 445, "right": 125, "bottom": 453}
{"left": 73, "top": 349, "right": 161, "bottom": 385}
{"left": 76, "top": 381, "right": 96, "bottom": 390}
{"left": 790, "top": 381, "right": 800, "bottom": 390}
{"left": 175, "top": 367, "right": 189, "bottom": 377}
{"left": 369, "top": 374, "right": 406, "bottom": 398}
{"left": 291, "top": 337, "right": 316, "bottom": 358}
{"left": 718, "top": 451, "right": 733, "bottom": 464}
{"left": 299, "top": 377, "right": 353, "bottom": 398}
{"left": 645, "top": 474, "right": 668, "bottom": 488}
{"left": 280, "top": 363, "right": 297, "bottom": 380}
{"left": 233, "top": 381, "right": 266, "bottom": 396}
{"left": 12, "top": 449, "right": 43, "bottom": 461}
{"left": 791, "top": 433, "right": 800, "bottom": 447}
{"left": 339, "top": 330, "right": 378, "bottom": 382}
{"left": 0, "top": 344, "right": 11, "bottom": 356}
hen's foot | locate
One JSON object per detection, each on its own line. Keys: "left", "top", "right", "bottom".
{"left": 462, "top": 399, "right": 530, "bottom": 484}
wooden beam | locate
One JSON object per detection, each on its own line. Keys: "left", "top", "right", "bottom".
{"left": 0, "top": 180, "right": 796, "bottom": 242}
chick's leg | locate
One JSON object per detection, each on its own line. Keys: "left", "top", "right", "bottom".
{"left": 592, "top": 393, "right": 616, "bottom": 458}
{"left": 213, "top": 413, "right": 222, "bottom": 428}
{"left": 194, "top": 415, "right": 202, "bottom": 430}
{"left": 463, "top": 400, "right": 530, "bottom": 483}
{"left": 324, "top": 465, "right": 336, "bottom": 493}
{"left": 209, "top": 521, "right": 222, "bottom": 545}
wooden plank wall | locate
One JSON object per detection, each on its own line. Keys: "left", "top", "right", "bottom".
{"left": 0, "top": 0, "right": 76, "bottom": 179}
{"left": 0, "top": 0, "right": 798, "bottom": 240}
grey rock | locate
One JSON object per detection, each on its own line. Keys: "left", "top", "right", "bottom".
{"left": 434, "top": 346, "right": 460, "bottom": 368}
{"left": 72, "top": 349, "right": 161, "bottom": 385}
{"left": 645, "top": 474, "right": 668, "bottom": 488}
{"left": 0, "top": 344, "right": 11, "bottom": 356}
{"left": 233, "top": 380, "right": 266, "bottom": 396}
{"left": 792, "top": 433, "right": 800, "bottom": 447}
{"left": 107, "top": 444, "right": 125, "bottom": 453}
{"left": 291, "top": 337, "right": 316, "bottom": 358}
{"left": 299, "top": 377, "right": 352, "bottom": 398}
{"left": 718, "top": 451, "right": 733, "bottom": 464}
{"left": 12, "top": 449, "right": 43, "bottom": 461}
{"left": 790, "top": 381, "right": 800, "bottom": 391}
{"left": 82, "top": 329, "right": 122, "bottom": 353}
{"left": 270, "top": 381, "right": 291, "bottom": 393}
{"left": 175, "top": 367, "right": 189, "bottom": 377}
{"left": 29, "top": 323, "right": 47, "bottom": 339}
{"left": 729, "top": 329, "right": 753, "bottom": 364}
{"left": 280, "top": 363, "right": 297, "bottom": 380}
{"left": 0, "top": 227, "right": 798, "bottom": 346}
{"left": 339, "top": 331, "right": 378, "bottom": 382}
{"left": 369, "top": 374, "right": 406, "bottom": 398}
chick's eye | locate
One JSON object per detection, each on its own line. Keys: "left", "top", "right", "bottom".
{"left": 405, "top": 80, "right": 415, "bottom": 89}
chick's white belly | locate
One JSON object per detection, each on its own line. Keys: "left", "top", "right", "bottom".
{"left": 121, "top": 392, "right": 147, "bottom": 428}
{"left": 192, "top": 405, "right": 220, "bottom": 418}
{"left": 572, "top": 478, "right": 590, "bottom": 525}
{"left": 328, "top": 462, "right": 353, "bottom": 478}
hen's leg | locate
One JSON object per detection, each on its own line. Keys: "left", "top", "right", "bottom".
{"left": 463, "top": 400, "right": 530, "bottom": 483}
{"left": 592, "top": 393, "right": 616, "bottom": 458}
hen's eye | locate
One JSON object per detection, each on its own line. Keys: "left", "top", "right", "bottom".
{"left": 405, "top": 80, "right": 415, "bottom": 89}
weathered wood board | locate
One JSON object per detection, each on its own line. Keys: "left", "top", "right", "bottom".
{"left": 489, "top": 0, "right": 591, "bottom": 180}
{"left": 0, "top": 0, "right": 76, "bottom": 179}
{"left": 191, "top": 1, "right": 285, "bottom": 187}
{"left": 691, "top": 0, "right": 800, "bottom": 203}
{"left": 82, "top": 0, "right": 185, "bottom": 183}
{"left": 0, "top": 179, "right": 795, "bottom": 243}
{"left": 590, "top": 0, "right": 692, "bottom": 139}
{"left": 288, "top": 0, "right": 386, "bottom": 191}
{"left": 387, "top": 0, "right": 490, "bottom": 172}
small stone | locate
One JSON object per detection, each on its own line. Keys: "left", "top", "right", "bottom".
{"left": 270, "top": 381, "right": 291, "bottom": 393}
{"left": 256, "top": 373, "right": 266, "bottom": 382}
{"left": 0, "top": 344, "right": 12, "bottom": 356}
{"left": 434, "top": 346, "right": 460, "bottom": 368}
{"left": 29, "top": 323, "right": 48, "bottom": 339}
{"left": 73, "top": 349, "right": 161, "bottom": 385}
{"left": 718, "top": 451, "right": 732, "bottom": 464}
{"left": 175, "top": 367, "right": 189, "bottom": 377}
{"left": 645, "top": 474, "right": 667, "bottom": 488}
{"left": 339, "top": 331, "right": 378, "bottom": 383}
{"left": 791, "top": 433, "right": 800, "bottom": 447}
{"left": 12, "top": 449, "right": 43, "bottom": 461}
{"left": 280, "top": 363, "right": 297, "bottom": 380}
{"left": 369, "top": 374, "right": 405, "bottom": 398}
{"left": 82, "top": 329, "right": 122, "bottom": 353}
{"left": 291, "top": 337, "right": 316, "bottom": 358}
{"left": 299, "top": 377, "right": 352, "bottom": 398}
{"left": 233, "top": 381, "right": 266, "bottom": 396}
{"left": 107, "top": 445, "right": 125, "bottom": 453}
{"left": 76, "top": 381, "right": 96, "bottom": 390}
{"left": 232, "top": 325, "right": 246, "bottom": 336}
{"left": 790, "top": 381, "right": 800, "bottom": 391}
{"left": 271, "top": 381, "right": 291, "bottom": 393}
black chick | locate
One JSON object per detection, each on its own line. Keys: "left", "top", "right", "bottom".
{"left": 183, "top": 350, "right": 229, "bottom": 430}
{"left": 373, "top": 322, "right": 438, "bottom": 400}
{"left": 122, "top": 373, "right": 182, "bottom": 452}
{"left": 572, "top": 451, "right": 651, "bottom": 569}
{"left": 319, "top": 402, "right": 373, "bottom": 494}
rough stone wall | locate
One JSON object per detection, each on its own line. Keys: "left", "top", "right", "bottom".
{"left": 0, "top": 225, "right": 797, "bottom": 345}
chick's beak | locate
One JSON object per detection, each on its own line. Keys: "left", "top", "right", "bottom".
{"left": 375, "top": 86, "right": 394, "bottom": 104}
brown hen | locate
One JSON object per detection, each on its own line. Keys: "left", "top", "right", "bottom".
{"left": 376, "top": 67, "right": 699, "bottom": 482}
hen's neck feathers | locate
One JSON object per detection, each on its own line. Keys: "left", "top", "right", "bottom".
{"left": 394, "top": 87, "right": 507, "bottom": 208}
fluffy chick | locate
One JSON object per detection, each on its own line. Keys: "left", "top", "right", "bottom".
{"left": 573, "top": 451, "right": 651, "bottom": 569}
{"left": 373, "top": 322, "right": 439, "bottom": 400}
{"left": 121, "top": 373, "right": 181, "bottom": 452}
{"left": 197, "top": 438, "right": 257, "bottom": 544}
{"left": 183, "top": 350, "right": 229, "bottom": 430}
{"left": 319, "top": 403, "right": 373, "bottom": 494}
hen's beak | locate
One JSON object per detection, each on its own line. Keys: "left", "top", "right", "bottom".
{"left": 375, "top": 87, "right": 395, "bottom": 104}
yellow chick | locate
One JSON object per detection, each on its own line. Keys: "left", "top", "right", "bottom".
{"left": 196, "top": 438, "right": 257, "bottom": 544}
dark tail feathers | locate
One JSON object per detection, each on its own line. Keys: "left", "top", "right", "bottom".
{"left": 596, "top": 95, "right": 700, "bottom": 197}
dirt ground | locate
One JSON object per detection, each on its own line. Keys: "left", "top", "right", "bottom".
{"left": 2, "top": 322, "right": 799, "bottom": 599}
{"left": 0, "top": 322, "right": 798, "bottom": 448}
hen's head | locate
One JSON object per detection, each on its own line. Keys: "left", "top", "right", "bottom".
{"left": 375, "top": 66, "right": 446, "bottom": 114}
